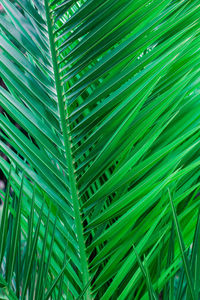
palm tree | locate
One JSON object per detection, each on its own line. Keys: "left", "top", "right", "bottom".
{"left": 0, "top": 0, "right": 200, "bottom": 299}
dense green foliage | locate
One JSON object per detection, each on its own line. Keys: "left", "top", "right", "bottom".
{"left": 0, "top": 0, "right": 200, "bottom": 299}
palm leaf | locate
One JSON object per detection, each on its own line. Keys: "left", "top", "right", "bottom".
{"left": 0, "top": 0, "right": 200, "bottom": 299}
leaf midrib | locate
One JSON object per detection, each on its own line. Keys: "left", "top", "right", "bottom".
{"left": 44, "top": 1, "right": 91, "bottom": 298}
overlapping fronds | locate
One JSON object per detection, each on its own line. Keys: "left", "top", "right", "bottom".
{"left": 0, "top": 0, "right": 200, "bottom": 299}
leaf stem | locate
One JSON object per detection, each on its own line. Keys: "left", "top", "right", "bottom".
{"left": 44, "top": 1, "right": 91, "bottom": 299}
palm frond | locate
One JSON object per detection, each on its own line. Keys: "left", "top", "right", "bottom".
{"left": 0, "top": 0, "right": 200, "bottom": 299}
